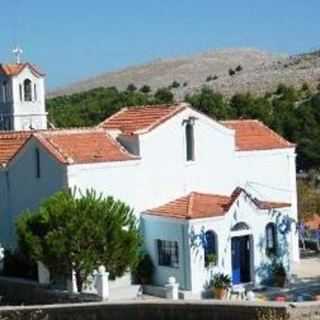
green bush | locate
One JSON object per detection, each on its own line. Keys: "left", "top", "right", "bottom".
{"left": 133, "top": 253, "right": 154, "bottom": 285}
{"left": 140, "top": 85, "right": 151, "bottom": 94}
{"left": 171, "top": 80, "right": 180, "bottom": 89}
{"left": 127, "top": 83, "right": 137, "bottom": 92}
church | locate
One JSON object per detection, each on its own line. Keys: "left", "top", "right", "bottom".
{"left": 0, "top": 55, "right": 299, "bottom": 295}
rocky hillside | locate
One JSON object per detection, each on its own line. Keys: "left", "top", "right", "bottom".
{"left": 48, "top": 48, "right": 320, "bottom": 98}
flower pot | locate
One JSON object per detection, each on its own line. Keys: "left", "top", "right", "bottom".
{"left": 214, "top": 287, "right": 226, "bottom": 300}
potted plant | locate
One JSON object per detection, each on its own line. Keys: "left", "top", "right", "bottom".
{"left": 210, "top": 272, "right": 231, "bottom": 299}
{"left": 272, "top": 262, "right": 286, "bottom": 288}
{"left": 205, "top": 253, "right": 217, "bottom": 268}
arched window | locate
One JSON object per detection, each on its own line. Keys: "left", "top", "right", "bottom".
{"left": 24, "top": 79, "right": 32, "bottom": 101}
{"left": 185, "top": 122, "right": 195, "bottom": 161}
{"left": 204, "top": 230, "right": 217, "bottom": 267}
{"left": 231, "top": 222, "right": 250, "bottom": 232}
{"left": 266, "top": 223, "right": 277, "bottom": 256}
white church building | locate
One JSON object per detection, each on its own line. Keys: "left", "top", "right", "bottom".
{"left": 0, "top": 59, "right": 299, "bottom": 294}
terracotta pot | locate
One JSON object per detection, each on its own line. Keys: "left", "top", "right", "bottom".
{"left": 214, "top": 287, "right": 226, "bottom": 300}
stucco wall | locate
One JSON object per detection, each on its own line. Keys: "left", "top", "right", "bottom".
{"left": 0, "top": 138, "right": 66, "bottom": 246}
{"left": 141, "top": 215, "right": 190, "bottom": 290}
{"left": 67, "top": 160, "right": 143, "bottom": 213}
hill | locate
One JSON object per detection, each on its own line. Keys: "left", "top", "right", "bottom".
{"left": 48, "top": 48, "right": 320, "bottom": 98}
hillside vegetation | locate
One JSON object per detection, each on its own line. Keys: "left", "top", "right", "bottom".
{"left": 47, "top": 83, "right": 320, "bottom": 172}
{"left": 48, "top": 48, "right": 320, "bottom": 98}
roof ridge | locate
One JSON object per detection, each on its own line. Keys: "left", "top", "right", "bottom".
{"left": 98, "top": 107, "right": 129, "bottom": 128}
{"left": 33, "top": 132, "right": 69, "bottom": 163}
{"left": 142, "top": 103, "right": 187, "bottom": 133}
{"left": 191, "top": 191, "right": 230, "bottom": 198}
{"left": 220, "top": 119, "right": 260, "bottom": 124}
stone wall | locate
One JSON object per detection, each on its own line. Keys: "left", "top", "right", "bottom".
{"left": 0, "top": 301, "right": 290, "bottom": 320}
{"left": 0, "top": 299, "right": 319, "bottom": 320}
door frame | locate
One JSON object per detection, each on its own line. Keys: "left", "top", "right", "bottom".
{"left": 231, "top": 231, "right": 254, "bottom": 285}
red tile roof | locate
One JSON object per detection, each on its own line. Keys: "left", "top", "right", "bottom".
{"left": 221, "top": 120, "right": 295, "bottom": 151}
{"left": 0, "top": 132, "right": 32, "bottom": 166}
{"left": 99, "top": 104, "right": 187, "bottom": 134}
{"left": 33, "top": 129, "right": 139, "bottom": 164}
{"left": 0, "top": 63, "right": 44, "bottom": 77}
{"left": 146, "top": 188, "right": 290, "bottom": 220}
{"left": 0, "top": 129, "right": 138, "bottom": 167}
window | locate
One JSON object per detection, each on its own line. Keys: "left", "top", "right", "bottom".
{"left": 185, "top": 122, "right": 195, "bottom": 161}
{"left": 204, "top": 231, "right": 217, "bottom": 267}
{"left": 35, "top": 148, "right": 41, "bottom": 178}
{"left": 24, "top": 79, "right": 32, "bottom": 101}
{"left": 19, "top": 84, "right": 23, "bottom": 101}
{"left": 34, "top": 84, "right": 37, "bottom": 101}
{"left": 231, "top": 222, "right": 250, "bottom": 231}
{"left": 157, "top": 240, "right": 179, "bottom": 268}
{"left": 2, "top": 81, "right": 8, "bottom": 103}
{"left": 266, "top": 223, "right": 277, "bottom": 256}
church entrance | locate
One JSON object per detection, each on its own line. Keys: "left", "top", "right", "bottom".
{"left": 231, "top": 235, "right": 251, "bottom": 285}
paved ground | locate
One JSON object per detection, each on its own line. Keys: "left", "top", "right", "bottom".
{"left": 292, "top": 251, "right": 320, "bottom": 280}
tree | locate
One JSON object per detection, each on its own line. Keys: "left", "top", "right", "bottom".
{"left": 228, "top": 68, "right": 236, "bottom": 76}
{"left": 140, "top": 85, "right": 151, "bottom": 94}
{"left": 16, "top": 189, "right": 141, "bottom": 292}
{"left": 301, "top": 82, "right": 310, "bottom": 92}
{"left": 186, "top": 87, "right": 232, "bottom": 120}
{"left": 127, "top": 83, "right": 137, "bottom": 92}
{"left": 154, "top": 87, "right": 174, "bottom": 104}
{"left": 297, "top": 180, "right": 320, "bottom": 221}
{"left": 235, "top": 65, "right": 243, "bottom": 72}
{"left": 171, "top": 80, "right": 180, "bottom": 89}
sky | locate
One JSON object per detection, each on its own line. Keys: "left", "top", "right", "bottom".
{"left": 1, "top": 0, "right": 319, "bottom": 90}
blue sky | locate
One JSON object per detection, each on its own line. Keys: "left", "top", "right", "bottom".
{"left": 1, "top": 0, "right": 319, "bottom": 89}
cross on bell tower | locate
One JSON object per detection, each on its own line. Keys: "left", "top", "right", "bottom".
{"left": 12, "top": 46, "right": 23, "bottom": 64}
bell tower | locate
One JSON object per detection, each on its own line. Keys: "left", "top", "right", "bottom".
{"left": 0, "top": 48, "right": 47, "bottom": 131}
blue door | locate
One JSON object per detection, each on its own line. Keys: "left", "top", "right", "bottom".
{"left": 232, "top": 237, "right": 241, "bottom": 284}
{"left": 232, "top": 236, "right": 251, "bottom": 284}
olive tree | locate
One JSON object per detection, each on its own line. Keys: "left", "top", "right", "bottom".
{"left": 16, "top": 189, "right": 141, "bottom": 292}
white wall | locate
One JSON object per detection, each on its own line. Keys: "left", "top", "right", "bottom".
{"left": 0, "top": 138, "right": 66, "bottom": 247}
{"left": 141, "top": 214, "right": 191, "bottom": 290}
{"left": 67, "top": 160, "right": 143, "bottom": 213}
